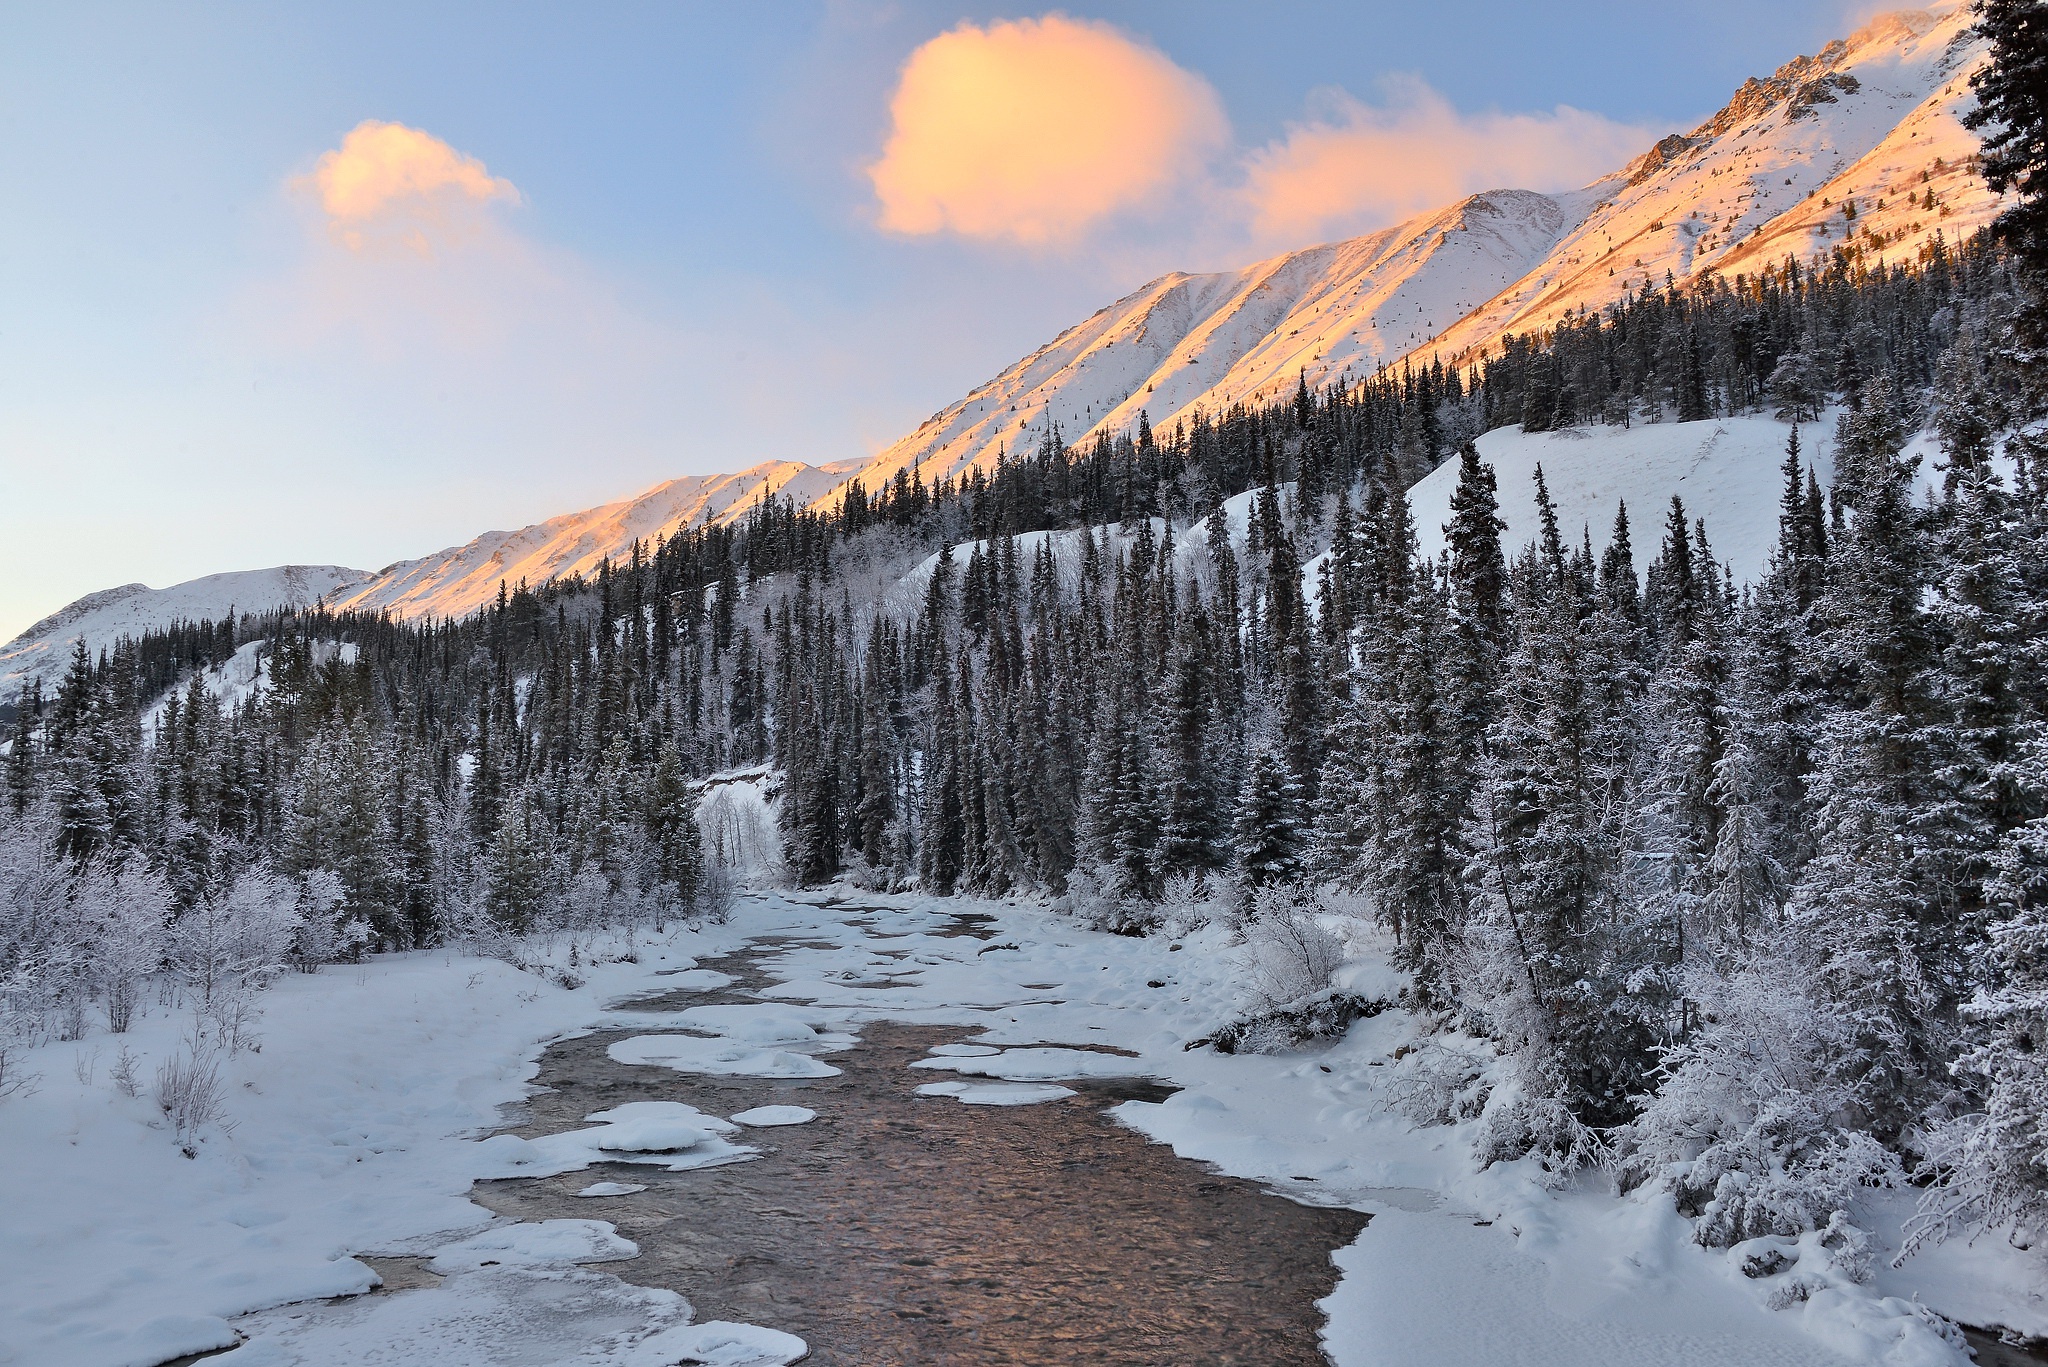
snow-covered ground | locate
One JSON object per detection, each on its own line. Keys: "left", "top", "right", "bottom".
{"left": 3, "top": 892, "right": 2038, "bottom": 1366}
{"left": 1409, "top": 412, "right": 1840, "bottom": 587}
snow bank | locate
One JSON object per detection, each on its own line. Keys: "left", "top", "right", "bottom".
{"left": 0, "top": 925, "right": 795, "bottom": 1367}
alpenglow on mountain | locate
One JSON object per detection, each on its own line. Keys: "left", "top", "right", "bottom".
{"left": 0, "top": 4, "right": 2000, "bottom": 710}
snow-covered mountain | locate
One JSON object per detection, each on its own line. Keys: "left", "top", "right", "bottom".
{"left": 0, "top": 462, "right": 861, "bottom": 710}
{"left": 850, "top": 185, "right": 1615, "bottom": 491}
{"left": 0, "top": 566, "right": 373, "bottom": 712}
{"left": 858, "top": 6, "right": 1994, "bottom": 487}
{"left": 1431, "top": 6, "right": 1992, "bottom": 361}
{"left": 326, "top": 459, "right": 864, "bottom": 624}
{"left": 3, "top": 5, "right": 2003, "bottom": 710}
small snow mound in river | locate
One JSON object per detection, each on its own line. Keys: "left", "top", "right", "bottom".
{"left": 594, "top": 1119, "right": 719, "bottom": 1153}
{"left": 610, "top": 1034, "right": 842, "bottom": 1078}
{"left": 623, "top": 1320, "right": 809, "bottom": 1366}
{"left": 729, "top": 1106, "right": 817, "bottom": 1127}
{"left": 471, "top": 1102, "right": 755, "bottom": 1178}
{"left": 577, "top": 1182, "right": 649, "bottom": 1198}
{"left": 427, "top": 1219, "right": 637, "bottom": 1273}
{"left": 916, "top": 1080, "right": 1076, "bottom": 1106}
{"left": 674, "top": 1004, "right": 847, "bottom": 1046}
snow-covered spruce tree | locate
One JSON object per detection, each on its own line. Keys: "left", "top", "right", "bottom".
{"left": 1913, "top": 732, "right": 2048, "bottom": 1250}
{"left": 1460, "top": 531, "right": 1666, "bottom": 1169}
{"left": 645, "top": 747, "right": 705, "bottom": 918}
{"left": 484, "top": 787, "right": 555, "bottom": 934}
{"left": 1784, "top": 387, "right": 1959, "bottom": 1144}
{"left": 1234, "top": 749, "right": 1306, "bottom": 888}
{"left": 1315, "top": 485, "right": 1466, "bottom": 989}
{"left": 1968, "top": 0, "right": 2048, "bottom": 378}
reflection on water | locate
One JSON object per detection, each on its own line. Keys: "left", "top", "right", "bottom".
{"left": 476, "top": 939, "right": 1367, "bottom": 1365}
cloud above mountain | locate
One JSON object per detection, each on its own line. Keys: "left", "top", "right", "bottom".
{"left": 1240, "top": 78, "right": 1658, "bottom": 246}
{"left": 866, "top": 15, "right": 1657, "bottom": 255}
{"left": 866, "top": 14, "right": 1229, "bottom": 247}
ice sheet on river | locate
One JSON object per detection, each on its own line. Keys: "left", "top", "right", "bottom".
{"left": 607, "top": 1034, "right": 842, "bottom": 1079}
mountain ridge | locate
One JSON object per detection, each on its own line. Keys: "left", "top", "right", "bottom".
{"left": 0, "top": 5, "right": 2004, "bottom": 710}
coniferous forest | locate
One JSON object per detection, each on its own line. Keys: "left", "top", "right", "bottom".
{"left": 11, "top": 2, "right": 2048, "bottom": 1270}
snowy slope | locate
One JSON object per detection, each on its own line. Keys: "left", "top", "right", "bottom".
{"left": 329, "top": 459, "right": 866, "bottom": 624}
{"left": 1431, "top": 5, "right": 1994, "bottom": 361}
{"left": 856, "top": 186, "right": 1610, "bottom": 490}
{"left": 0, "top": 566, "right": 372, "bottom": 712}
{"left": 1409, "top": 415, "right": 1840, "bottom": 587}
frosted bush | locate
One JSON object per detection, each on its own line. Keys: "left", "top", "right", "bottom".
{"left": 153, "top": 1047, "right": 228, "bottom": 1157}
{"left": 1157, "top": 872, "right": 1224, "bottom": 934}
{"left": 695, "top": 859, "right": 733, "bottom": 926}
{"left": 0, "top": 963, "right": 41, "bottom": 1100}
{"left": 1239, "top": 886, "right": 1343, "bottom": 1014}
{"left": 1385, "top": 1041, "right": 1493, "bottom": 1127}
{"left": 75, "top": 862, "right": 169, "bottom": 1033}
{"left": 1473, "top": 1080, "right": 1606, "bottom": 1187}
{"left": 289, "top": 870, "right": 367, "bottom": 972}
{"left": 1205, "top": 884, "right": 1389, "bottom": 1055}
{"left": 168, "top": 867, "right": 300, "bottom": 1006}
{"left": 1619, "top": 945, "right": 1900, "bottom": 1246}
{"left": 1059, "top": 863, "right": 1156, "bottom": 935}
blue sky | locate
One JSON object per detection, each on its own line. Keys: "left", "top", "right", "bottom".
{"left": 0, "top": 1, "right": 1864, "bottom": 640}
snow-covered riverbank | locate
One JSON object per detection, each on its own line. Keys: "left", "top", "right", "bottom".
{"left": 2, "top": 892, "right": 2041, "bottom": 1366}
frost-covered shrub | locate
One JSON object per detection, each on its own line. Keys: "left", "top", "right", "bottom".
{"left": 695, "top": 859, "right": 733, "bottom": 926}
{"left": 168, "top": 867, "right": 301, "bottom": 1005}
{"left": 77, "top": 863, "right": 170, "bottom": 1033}
{"left": 168, "top": 865, "right": 307, "bottom": 1054}
{"left": 1059, "top": 863, "right": 1158, "bottom": 935}
{"left": 1209, "top": 885, "right": 1388, "bottom": 1054}
{"left": 1155, "top": 872, "right": 1204, "bottom": 926}
{"left": 1239, "top": 885, "right": 1343, "bottom": 1012}
{"left": 1619, "top": 946, "right": 1900, "bottom": 1246}
{"left": 1156, "top": 872, "right": 1235, "bottom": 935}
{"left": 447, "top": 887, "right": 528, "bottom": 969}
{"left": 153, "top": 1047, "right": 229, "bottom": 1156}
{"left": 1473, "top": 1080, "right": 1606, "bottom": 1187}
{"left": 289, "top": 870, "right": 368, "bottom": 972}
{"left": 1385, "top": 1041, "right": 1494, "bottom": 1126}
{"left": 0, "top": 963, "right": 40, "bottom": 1100}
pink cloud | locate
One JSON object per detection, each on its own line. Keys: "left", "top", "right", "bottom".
{"left": 299, "top": 120, "right": 520, "bottom": 254}
{"left": 867, "top": 14, "right": 1228, "bottom": 247}
{"left": 1243, "top": 77, "right": 1657, "bottom": 245}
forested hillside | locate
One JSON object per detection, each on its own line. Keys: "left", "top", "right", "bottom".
{"left": 8, "top": 21, "right": 2048, "bottom": 1274}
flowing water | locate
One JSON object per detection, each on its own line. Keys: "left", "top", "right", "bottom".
{"left": 472, "top": 925, "right": 1369, "bottom": 1365}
